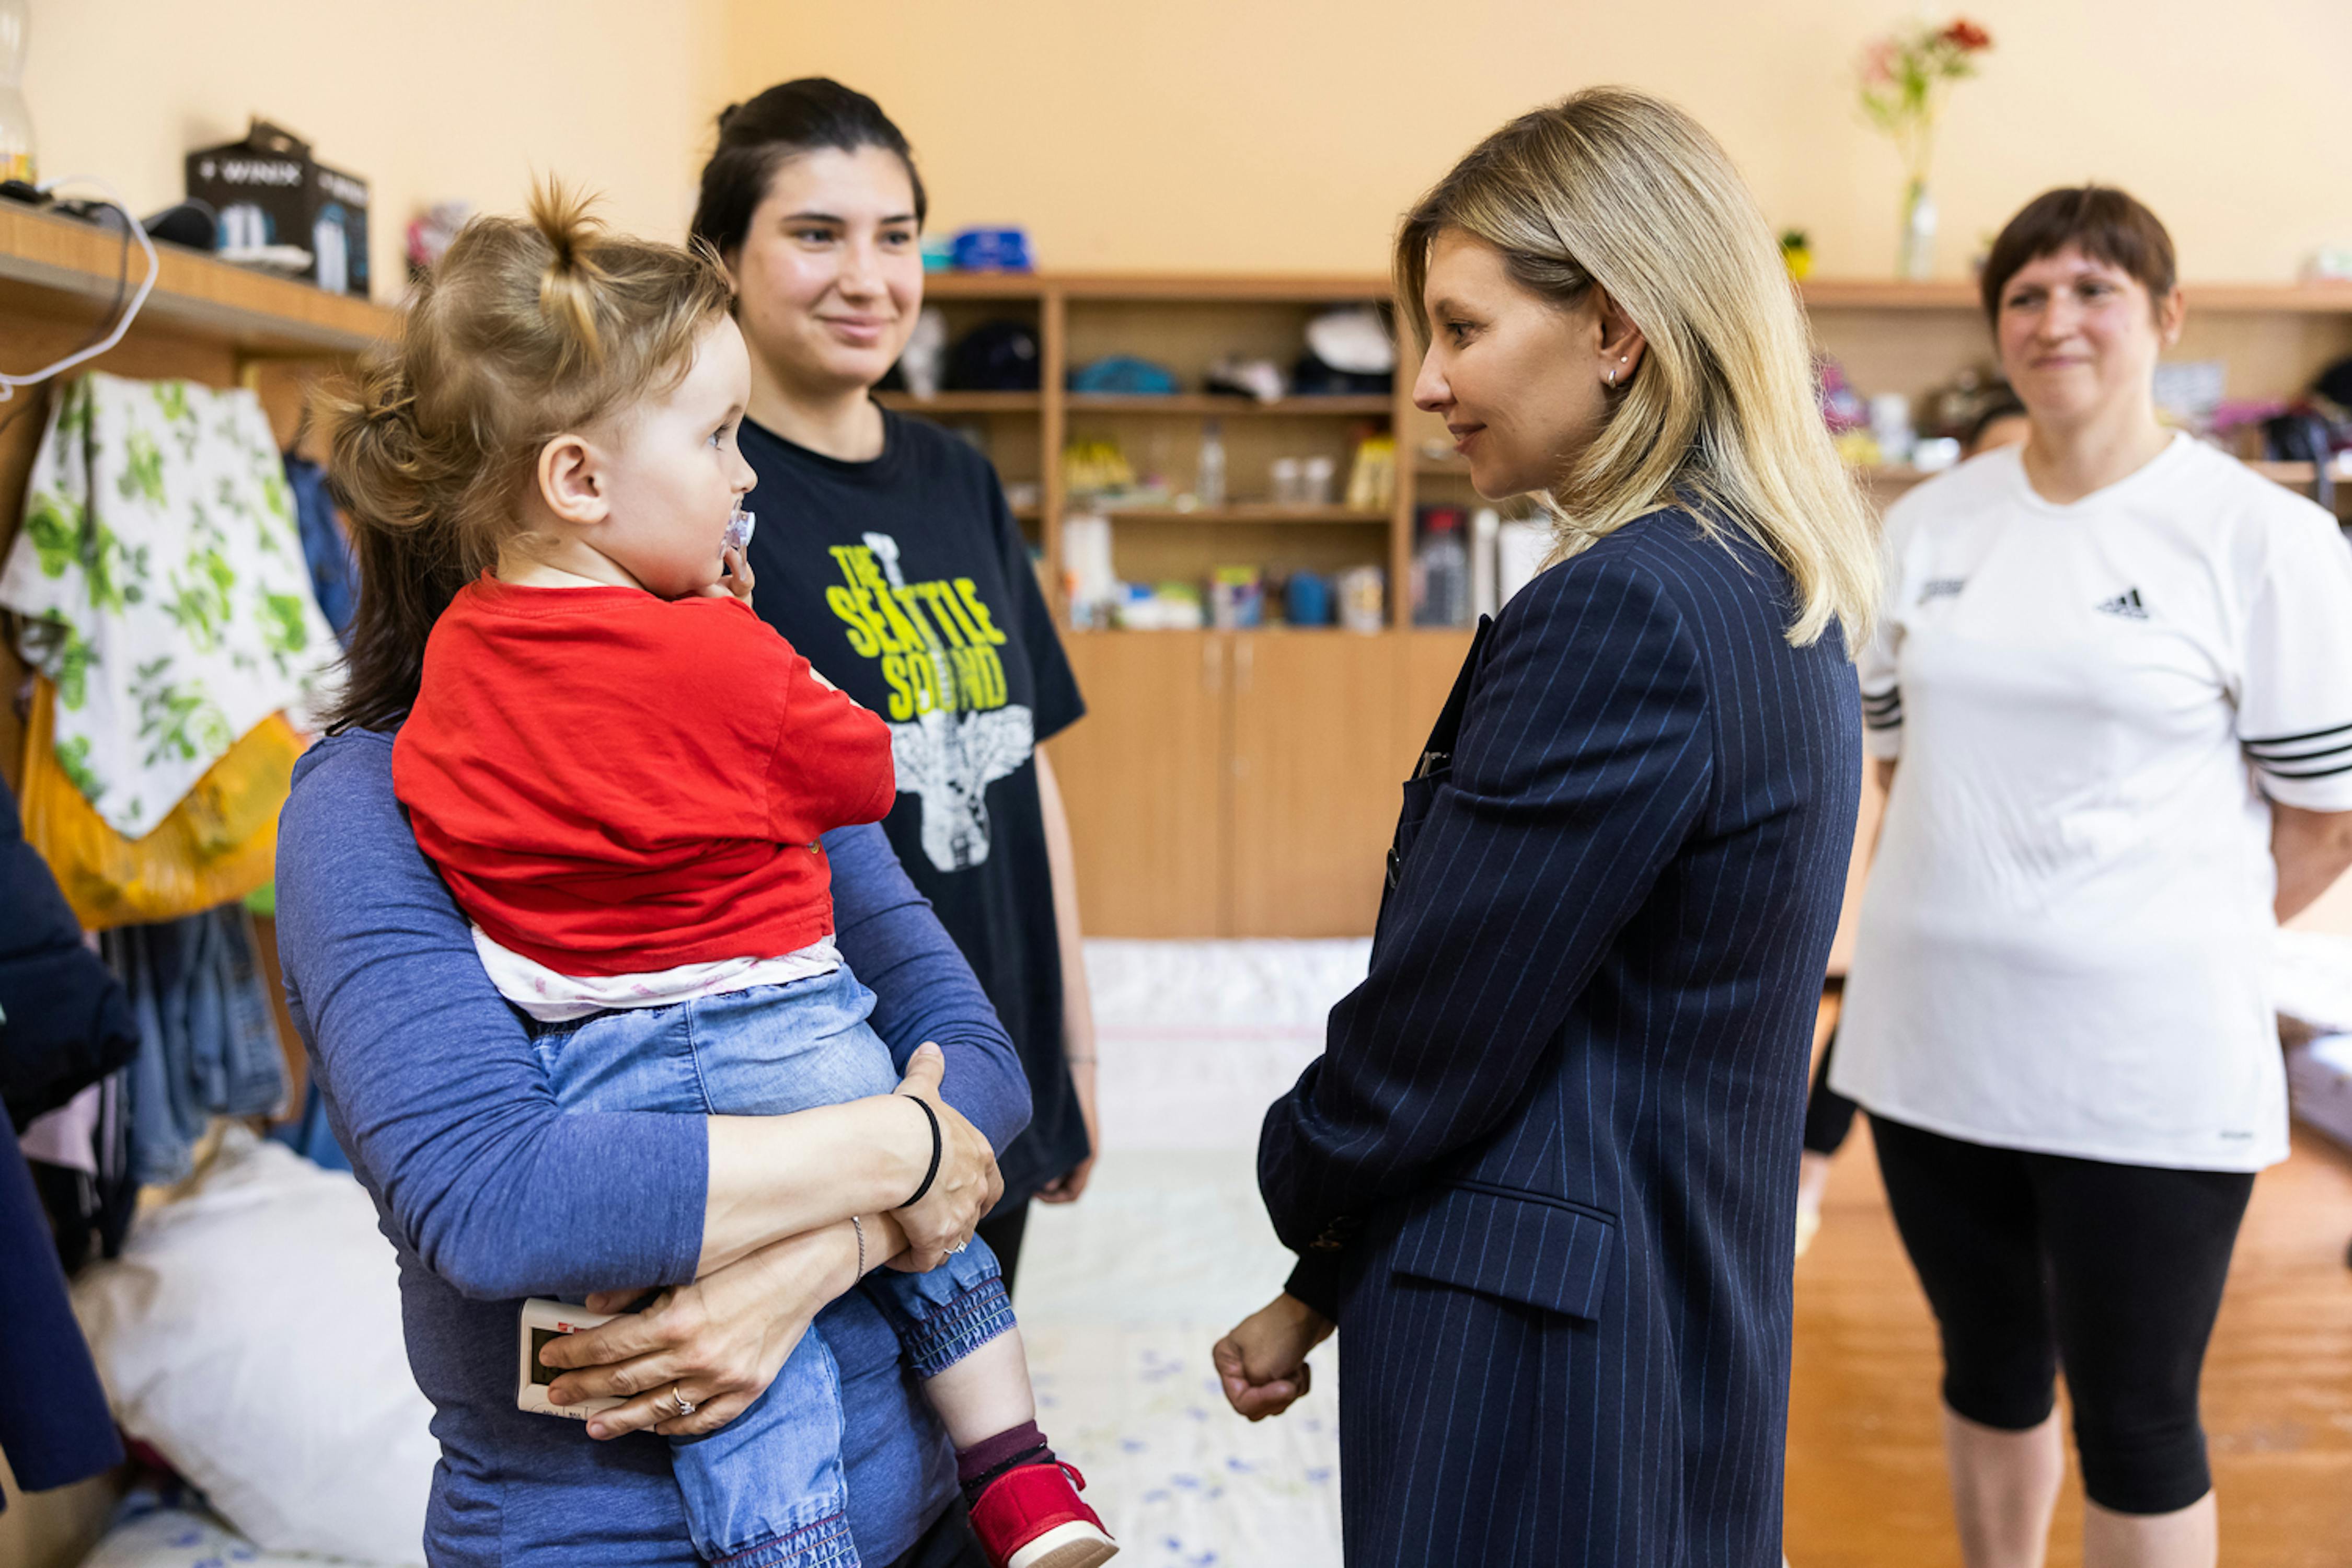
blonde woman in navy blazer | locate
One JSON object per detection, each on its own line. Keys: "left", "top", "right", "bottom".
{"left": 1215, "top": 89, "right": 1878, "bottom": 1566}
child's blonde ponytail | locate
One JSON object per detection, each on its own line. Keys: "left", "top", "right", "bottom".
{"left": 530, "top": 180, "right": 612, "bottom": 367}
{"left": 315, "top": 179, "right": 734, "bottom": 732}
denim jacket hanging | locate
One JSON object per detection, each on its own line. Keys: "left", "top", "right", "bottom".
{"left": 101, "top": 908, "right": 286, "bottom": 1186}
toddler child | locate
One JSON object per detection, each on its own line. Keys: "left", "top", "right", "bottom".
{"left": 342, "top": 186, "right": 1114, "bottom": 1568}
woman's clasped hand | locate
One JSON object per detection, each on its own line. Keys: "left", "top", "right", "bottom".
{"left": 536, "top": 1042, "right": 1002, "bottom": 1440}
{"left": 1213, "top": 1293, "right": 1333, "bottom": 1422}
{"left": 539, "top": 1221, "right": 868, "bottom": 1441}
{"left": 889, "top": 1043, "right": 1006, "bottom": 1270}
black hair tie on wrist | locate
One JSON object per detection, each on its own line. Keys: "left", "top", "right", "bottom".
{"left": 900, "top": 1096, "right": 943, "bottom": 1209}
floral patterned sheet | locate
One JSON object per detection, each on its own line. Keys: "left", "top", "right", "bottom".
{"left": 78, "top": 1490, "right": 315, "bottom": 1567}
{"left": 1018, "top": 939, "right": 1371, "bottom": 1567}
{"left": 0, "top": 372, "right": 341, "bottom": 838}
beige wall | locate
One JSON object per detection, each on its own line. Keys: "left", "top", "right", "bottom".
{"left": 24, "top": 2, "right": 2347, "bottom": 294}
{"left": 720, "top": 0, "right": 2352, "bottom": 283}
{"left": 22, "top": 0, "right": 727, "bottom": 299}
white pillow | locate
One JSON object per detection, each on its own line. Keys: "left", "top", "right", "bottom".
{"left": 72, "top": 1126, "right": 433, "bottom": 1565}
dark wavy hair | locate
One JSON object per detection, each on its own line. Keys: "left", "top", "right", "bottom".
{"left": 691, "top": 78, "right": 927, "bottom": 259}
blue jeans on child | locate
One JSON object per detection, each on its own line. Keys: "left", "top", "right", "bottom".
{"left": 529, "top": 965, "right": 1016, "bottom": 1568}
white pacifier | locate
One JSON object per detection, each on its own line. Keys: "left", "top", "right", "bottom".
{"left": 722, "top": 505, "right": 756, "bottom": 553}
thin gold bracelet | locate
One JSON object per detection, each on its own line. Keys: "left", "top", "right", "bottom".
{"left": 850, "top": 1214, "right": 866, "bottom": 1276}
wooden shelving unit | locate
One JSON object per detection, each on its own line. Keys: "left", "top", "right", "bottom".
{"left": 874, "top": 390, "right": 1040, "bottom": 414}
{"left": 1067, "top": 393, "right": 1392, "bottom": 417}
{"left": 880, "top": 270, "right": 1415, "bottom": 629}
{"left": 0, "top": 202, "right": 398, "bottom": 795}
{"left": 897, "top": 268, "right": 2352, "bottom": 643}
{"left": 0, "top": 200, "right": 399, "bottom": 356}
{"left": 1409, "top": 275, "right": 2352, "bottom": 518}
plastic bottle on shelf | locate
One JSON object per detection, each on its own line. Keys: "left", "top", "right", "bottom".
{"left": 1413, "top": 508, "right": 1470, "bottom": 627}
{"left": 1196, "top": 419, "right": 1226, "bottom": 510}
{"left": 1302, "top": 454, "right": 1336, "bottom": 506}
{"left": 0, "top": 0, "right": 34, "bottom": 186}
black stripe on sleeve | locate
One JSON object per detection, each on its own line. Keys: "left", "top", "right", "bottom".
{"left": 2249, "top": 738, "right": 2352, "bottom": 767}
{"left": 2243, "top": 719, "right": 2352, "bottom": 754}
{"left": 1863, "top": 712, "right": 1904, "bottom": 732}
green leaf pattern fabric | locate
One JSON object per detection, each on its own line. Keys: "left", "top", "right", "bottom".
{"left": 1, "top": 372, "right": 343, "bottom": 838}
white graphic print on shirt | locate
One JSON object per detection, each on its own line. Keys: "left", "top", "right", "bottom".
{"left": 824, "top": 531, "right": 1033, "bottom": 872}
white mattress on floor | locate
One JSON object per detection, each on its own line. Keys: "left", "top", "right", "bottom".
{"left": 1080, "top": 939, "right": 1367, "bottom": 1153}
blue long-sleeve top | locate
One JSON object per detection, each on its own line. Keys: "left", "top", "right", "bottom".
{"left": 273, "top": 728, "right": 1031, "bottom": 1567}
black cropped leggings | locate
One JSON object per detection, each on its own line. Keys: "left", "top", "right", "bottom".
{"left": 1869, "top": 1114, "right": 2255, "bottom": 1515}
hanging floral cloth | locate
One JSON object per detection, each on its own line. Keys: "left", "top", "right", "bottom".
{"left": 0, "top": 373, "right": 342, "bottom": 839}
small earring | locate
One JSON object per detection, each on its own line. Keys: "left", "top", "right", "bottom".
{"left": 1606, "top": 368, "right": 1617, "bottom": 386}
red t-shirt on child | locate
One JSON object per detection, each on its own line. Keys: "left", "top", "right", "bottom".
{"left": 393, "top": 577, "right": 896, "bottom": 977}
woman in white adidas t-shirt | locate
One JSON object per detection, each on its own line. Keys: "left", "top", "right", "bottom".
{"left": 1834, "top": 187, "right": 2352, "bottom": 1568}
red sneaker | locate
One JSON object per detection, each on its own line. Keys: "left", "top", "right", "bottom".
{"left": 968, "top": 1460, "right": 1118, "bottom": 1568}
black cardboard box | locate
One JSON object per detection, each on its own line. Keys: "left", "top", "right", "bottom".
{"left": 186, "top": 119, "right": 371, "bottom": 299}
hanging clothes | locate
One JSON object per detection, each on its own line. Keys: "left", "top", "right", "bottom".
{"left": 19, "top": 677, "right": 302, "bottom": 932}
{"left": 0, "top": 1113, "right": 125, "bottom": 1507}
{"left": 29, "top": 1074, "right": 134, "bottom": 1273}
{"left": 0, "top": 372, "right": 342, "bottom": 840}
{"left": 284, "top": 451, "right": 359, "bottom": 647}
{"left": 284, "top": 451, "right": 358, "bottom": 649}
{"left": 101, "top": 907, "right": 286, "bottom": 1187}
{"left": 0, "top": 769, "right": 139, "bottom": 1131}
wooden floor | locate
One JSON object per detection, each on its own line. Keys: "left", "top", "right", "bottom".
{"left": 1784, "top": 1047, "right": 2352, "bottom": 1565}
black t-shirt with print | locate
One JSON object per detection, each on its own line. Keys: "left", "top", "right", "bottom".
{"left": 739, "top": 408, "right": 1088, "bottom": 1204}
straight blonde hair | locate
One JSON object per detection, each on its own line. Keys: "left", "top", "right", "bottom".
{"left": 1396, "top": 88, "right": 1878, "bottom": 649}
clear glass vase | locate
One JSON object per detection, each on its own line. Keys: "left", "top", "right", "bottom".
{"left": 1898, "top": 178, "right": 1936, "bottom": 282}
{"left": 0, "top": 0, "right": 34, "bottom": 186}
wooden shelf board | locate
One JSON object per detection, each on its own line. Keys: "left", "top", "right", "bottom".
{"left": 1801, "top": 276, "right": 2352, "bottom": 314}
{"left": 0, "top": 200, "right": 399, "bottom": 354}
{"left": 1075, "top": 503, "right": 1389, "bottom": 524}
{"left": 2178, "top": 283, "right": 2352, "bottom": 313}
{"left": 919, "top": 270, "right": 1389, "bottom": 303}
{"left": 877, "top": 390, "right": 1042, "bottom": 413}
{"left": 916, "top": 271, "right": 1048, "bottom": 300}
{"left": 1068, "top": 394, "right": 1391, "bottom": 417}
{"left": 2246, "top": 457, "right": 2352, "bottom": 483}
{"left": 1800, "top": 279, "right": 1981, "bottom": 310}
{"left": 1051, "top": 273, "right": 1389, "bottom": 301}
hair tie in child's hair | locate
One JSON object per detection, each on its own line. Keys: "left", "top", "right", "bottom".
{"left": 722, "top": 505, "right": 755, "bottom": 553}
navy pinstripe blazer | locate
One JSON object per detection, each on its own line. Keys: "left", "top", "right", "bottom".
{"left": 1260, "top": 508, "right": 1861, "bottom": 1566}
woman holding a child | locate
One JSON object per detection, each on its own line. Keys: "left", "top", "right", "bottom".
{"left": 276, "top": 79, "right": 1104, "bottom": 1568}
